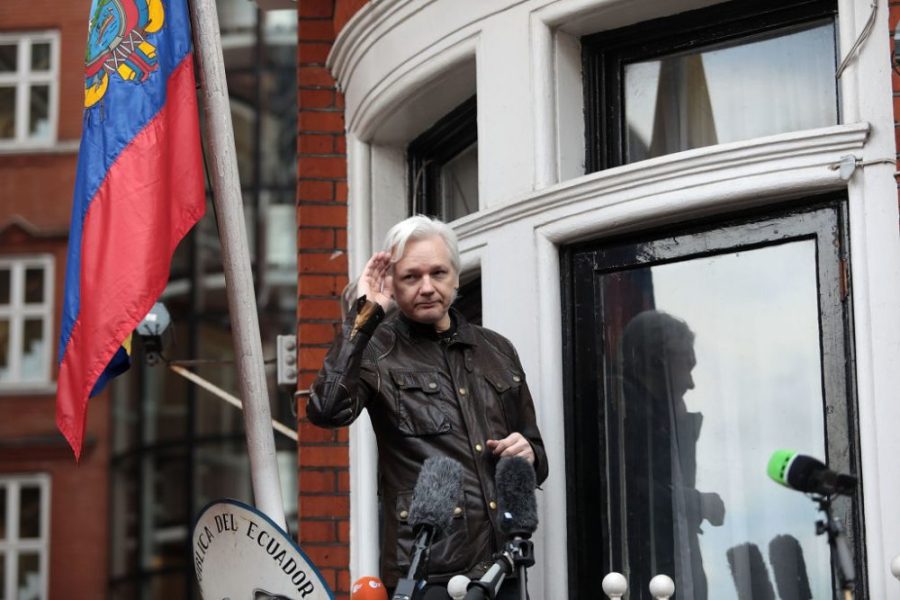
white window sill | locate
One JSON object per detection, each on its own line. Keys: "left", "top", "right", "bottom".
{"left": 0, "top": 383, "right": 57, "bottom": 396}
{"left": 0, "top": 140, "right": 79, "bottom": 156}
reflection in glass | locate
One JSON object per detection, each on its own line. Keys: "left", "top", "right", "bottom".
{"left": 24, "top": 267, "right": 43, "bottom": 304}
{"left": 109, "top": 459, "right": 139, "bottom": 578}
{"left": 0, "top": 319, "right": 9, "bottom": 381}
{"left": 440, "top": 142, "right": 479, "bottom": 222}
{"left": 0, "top": 44, "right": 16, "bottom": 72}
{"left": 31, "top": 42, "right": 51, "bottom": 71}
{"left": 0, "top": 267, "right": 9, "bottom": 304}
{"left": 21, "top": 319, "right": 45, "bottom": 381}
{"left": 17, "top": 552, "right": 40, "bottom": 600}
{"left": 29, "top": 84, "right": 50, "bottom": 138}
{"left": 625, "top": 22, "right": 837, "bottom": 162}
{"left": 0, "top": 485, "right": 6, "bottom": 538}
{"left": 0, "top": 87, "right": 15, "bottom": 139}
{"left": 603, "top": 241, "right": 829, "bottom": 598}
{"left": 19, "top": 486, "right": 40, "bottom": 538}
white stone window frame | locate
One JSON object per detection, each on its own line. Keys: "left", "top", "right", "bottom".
{"left": 0, "top": 473, "right": 51, "bottom": 600}
{"left": 0, "top": 254, "right": 55, "bottom": 393}
{"left": 0, "top": 30, "right": 60, "bottom": 151}
{"left": 330, "top": 0, "right": 900, "bottom": 596}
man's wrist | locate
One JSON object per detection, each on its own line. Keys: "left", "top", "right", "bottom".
{"left": 351, "top": 295, "right": 386, "bottom": 339}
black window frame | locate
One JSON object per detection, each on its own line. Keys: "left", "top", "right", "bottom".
{"left": 407, "top": 96, "right": 478, "bottom": 219}
{"left": 582, "top": 0, "right": 839, "bottom": 172}
{"left": 560, "top": 194, "right": 864, "bottom": 599}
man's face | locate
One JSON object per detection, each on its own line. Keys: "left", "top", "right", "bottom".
{"left": 665, "top": 345, "right": 696, "bottom": 399}
{"left": 391, "top": 236, "right": 459, "bottom": 330}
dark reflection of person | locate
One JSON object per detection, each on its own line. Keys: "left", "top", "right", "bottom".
{"left": 621, "top": 310, "right": 725, "bottom": 599}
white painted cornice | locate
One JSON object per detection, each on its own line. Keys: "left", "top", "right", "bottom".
{"left": 327, "top": 0, "right": 420, "bottom": 86}
{"left": 454, "top": 122, "right": 871, "bottom": 240}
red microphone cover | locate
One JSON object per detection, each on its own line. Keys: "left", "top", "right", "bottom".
{"left": 351, "top": 576, "right": 388, "bottom": 600}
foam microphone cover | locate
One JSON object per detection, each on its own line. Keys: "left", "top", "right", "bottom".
{"left": 768, "top": 535, "right": 812, "bottom": 600}
{"left": 496, "top": 456, "right": 539, "bottom": 537}
{"left": 727, "top": 542, "right": 776, "bottom": 600}
{"left": 351, "top": 576, "right": 388, "bottom": 600}
{"left": 407, "top": 456, "right": 463, "bottom": 534}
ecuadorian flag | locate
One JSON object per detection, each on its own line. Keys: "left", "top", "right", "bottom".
{"left": 57, "top": 0, "right": 205, "bottom": 459}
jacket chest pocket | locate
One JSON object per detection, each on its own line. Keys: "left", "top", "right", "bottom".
{"left": 390, "top": 370, "right": 451, "bottom": 436}
{"left": 483, "top": 370, "right": 522, "bottom": 432}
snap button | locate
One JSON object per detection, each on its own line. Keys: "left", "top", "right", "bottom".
{"left": 475, "top": 443, "right": 483, "bottom": 452}
{"left": 454, "top": 506, "right": 463, "bottom": 516}
{"left": 512, "top": 375, "right": 521, "bottom": 383}
{"left": 458, "top": 387, "right": 467, "bottom": 396}
{"left": 489, "top": 501, "right": 497, "bottom": 510}
{"left": 428, "top": 382, "right": 437, "bottom": 389}
{"left": 400, "top": 510, "right": 408, "bottom": 520}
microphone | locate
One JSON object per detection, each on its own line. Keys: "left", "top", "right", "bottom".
{"left": 496, "top": 456, "right": 539, "bottom": 539}
{"left": 465, "top": 457, "right": 538, "bottom": 600}
{"left": 392, "top": 456, "right": 463, "bottom": 600}
{"left": 352, "top": 576, "right": 388, "bottom": 600}
{"left": 767, "top": 450, "right": 857, "bottom": 496}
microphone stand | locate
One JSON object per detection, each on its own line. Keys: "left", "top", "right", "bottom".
{"left": 814, "top": 495, "right": 855, "bottom": 600}
{"left": 392, "top": 527, "right": 431, "bottom": 600}
{"left": 464, "top": 537, "right": 534, "bottom": 600}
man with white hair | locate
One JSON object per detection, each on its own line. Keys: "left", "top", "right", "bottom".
{"left": 308, "top": 215, "right": 548, "bottom": 599}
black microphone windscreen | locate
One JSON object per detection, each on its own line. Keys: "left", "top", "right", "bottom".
{"left": 495, "top": 456, "right": 538, "bottom": 537}
{"left": 407, "top": 456, "right": 462, "bottom": 534}
{"left": 784, "top": 454, "right": 828, "bottom": 494}
{"left": 768, "top": 535, "right": 812, "bottom": 600}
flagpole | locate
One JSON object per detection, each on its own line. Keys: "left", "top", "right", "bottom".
{"left": 187, "top": 0, "right": 288, "bottom": 530}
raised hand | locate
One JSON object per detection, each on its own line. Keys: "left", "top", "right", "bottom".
{"left": 357, "top": 251, "right": 394, "bottom": 310}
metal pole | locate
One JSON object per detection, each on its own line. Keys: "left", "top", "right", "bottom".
{"left": 187, "top": 0, "right": 287, "bottom": 530}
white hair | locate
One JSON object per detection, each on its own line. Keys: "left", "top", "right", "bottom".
{"left": 382, "top": 215, "right": 461, "bottom": 274}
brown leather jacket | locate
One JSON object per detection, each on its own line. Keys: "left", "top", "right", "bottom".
{"left": 308, "top": 301, "right": 548, "bottom": 588}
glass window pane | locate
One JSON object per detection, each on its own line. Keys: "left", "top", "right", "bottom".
{"left": 0, "top": 550, "right": 5, "bottom": 595}
{"left": 625, "top": 22, "right": 837, "bottom": 163}
{"left": 28, "top": 84, "right": 50, "bottom": 138}
{"left": 0, "top": 44, "right": 16, "bottom": 72}
{"left": 17, "top": 552, "right": 41, "bottom": 600}
{"left": 0, "top": 86, "right": 15, "bottom": 139}
{"left": 0, "top": 267, "right": 9, "bottom": 304}
{"left": 24, "top": 268, "right": 44, "bottom": 304}
{"left": 21, "top": 319, "right": 46, "bottom": 381}
{"left": 605, "top": 241, "right": 830, "bottom": 598}
{"left": 19, "top": 486, "right": 41, "bottom": 538}
{"left": 440, "top": 142, "right": 478, "bottom": 221}
{"left": 0, "top": 484, "right": 7, "bottom": 539}
{"left": 0, "top": 319, "right": 10, "bottom": 382}
{"left": 30, "top": 42, "right": 51, "bottom": 71}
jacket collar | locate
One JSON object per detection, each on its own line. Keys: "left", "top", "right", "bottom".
{"left": 395, "top": 307, "right": 477, "bottom": 347}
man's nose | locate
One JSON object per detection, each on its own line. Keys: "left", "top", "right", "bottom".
{"left": 420, "top": 276, "right": 435, "bottom": 294}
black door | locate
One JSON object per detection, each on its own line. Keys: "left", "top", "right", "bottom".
{"left": 562, "top": 196, "right": 863, "bottom": 599}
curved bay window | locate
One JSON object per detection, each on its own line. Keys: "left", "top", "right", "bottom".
{"left": 108, "top": 2, "right": 298, "bottom": 598}
{"left": 562, "top": 196, "right": 863, "bottom": 599}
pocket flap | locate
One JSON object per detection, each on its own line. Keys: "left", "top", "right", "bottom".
{"left": 484, "top": 371, "right": 511, "bottom": 393}
{"left": 390, "top": 370, "right": 441, "bottom": 393}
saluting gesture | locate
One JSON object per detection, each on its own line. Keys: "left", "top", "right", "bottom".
{"left": 358, "top": 251, "right": 394, "bottom": 311}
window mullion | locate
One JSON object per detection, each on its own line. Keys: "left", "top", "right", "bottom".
{"left": 15, "top": 39, "right": 28, "bottom": 143}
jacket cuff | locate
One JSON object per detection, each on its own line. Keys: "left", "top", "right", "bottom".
{"left": 351, "top": 296, "right": 385, "bottom": 339}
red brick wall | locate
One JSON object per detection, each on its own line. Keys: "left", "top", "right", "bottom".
{"left": 0, "top": 2, "right": 110, "bottom": 599}
{"left": 296, "top": 1, "right": 366, "bottom": 598}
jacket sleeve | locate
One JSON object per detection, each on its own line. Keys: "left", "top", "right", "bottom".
{"left": 517, "top": 375, "right": 549, "bottom": 486}
{"left": 307, "top": 298, "right": 385, "bottom": 428}
{"left": 503, "top": 340, "right": 549, "bottom": 486}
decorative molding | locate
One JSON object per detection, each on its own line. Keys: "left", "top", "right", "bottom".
{"left": 454, "top": 122, "right": 870, "bottom": 239}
